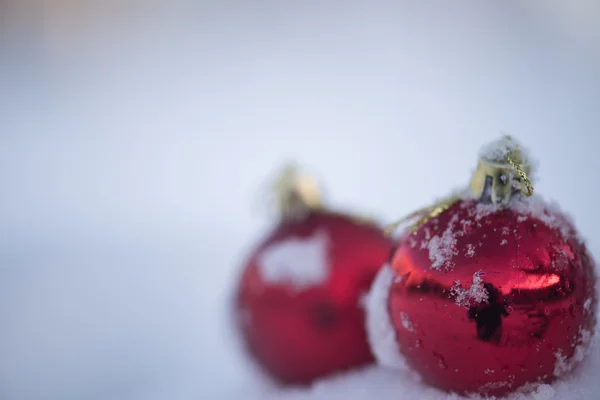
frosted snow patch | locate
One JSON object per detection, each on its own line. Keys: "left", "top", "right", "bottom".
{"left": 428, "top": 213, "right": 460, "bottom": 271}
{"left": 457, "top": 191, "right": 579, "bottom": 243}
{"left": 365, "top": 264, "right": 408, "bottom": 370}
{"left": 474, "top": 202, "right": 502, "bottom": 221}
{"left": 451, "top": 271, "right": 489, "bottom": 308}
{"left": 509, "top": 195, "right": 578, "bottom": 242}
{"left": 257, "top": 230, "right": 330, "bottom": 290}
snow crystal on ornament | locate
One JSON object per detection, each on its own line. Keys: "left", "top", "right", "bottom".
{"left": 460, "top": 219, "right": 473, "bottom": 231}
{"left": 400, "top": 312, "right": 416, "bottom": 333}
{"left": 450, "top": 271, "right": 489, "bottom": 308}
{"left": 464, "top": 243, "right": 476, "bottom": 258}
{"left": 365, "top": 264, "right": 408, "bottom": 370}
{"left": 257, "top": 229, "right": 330, "bottom": 290}
{"left": 428, "top": 214, "right": 460, "bottom": 271}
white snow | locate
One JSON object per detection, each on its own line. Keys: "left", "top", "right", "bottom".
{"left": 257, "top": 230, "right": 330, "bottom": 290}
{"left": 428, "top": 214, "right": 461, "bottom": 271}
{"left": 450, "top": 271, "right": 489, "bottom": 308}
{"left": 364, "top": 264, "right": 409, "bottom": 371}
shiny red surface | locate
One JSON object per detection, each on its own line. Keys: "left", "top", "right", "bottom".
{"left": 236, "top": 211, "right": 394, "bottom": 385}
{"left": 388, "top": 199, "right": 597, "bottom": 396}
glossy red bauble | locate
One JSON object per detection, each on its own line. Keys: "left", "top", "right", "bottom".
{"left": 369, "top": 197, "right": 597, "bottom": 397}
{"left": 236, "top": 211, "right": 394, "bottom": 385}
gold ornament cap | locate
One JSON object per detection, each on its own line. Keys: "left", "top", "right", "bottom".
{"left": 470, "top": 136, "right": 534, "bottom": 205}
{"left": 272, "top": 164, "right": 323, "bottom": 220}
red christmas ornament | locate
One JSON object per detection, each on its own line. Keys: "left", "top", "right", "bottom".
{"left": 235, "top": 166, "right": 394, "bottom": 385}
{"left": 367, "top": 137, "right": 597, "bottom": 397}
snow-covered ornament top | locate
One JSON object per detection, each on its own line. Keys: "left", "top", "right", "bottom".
{"left": 470, "top": 135, "right": 535, "bottom": 205}
{"left": 384, "top": 135, "right": 536, "bottom": 237}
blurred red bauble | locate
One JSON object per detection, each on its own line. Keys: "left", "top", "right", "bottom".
{"left": 367, "top": 137, "right": 597, "bottom": 397}
{"left": 235, "top": 166, "right": 394, "bottom": 385}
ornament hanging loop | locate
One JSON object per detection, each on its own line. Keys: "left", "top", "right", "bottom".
{"left": 505, "top": 150, "right": 534, "bottom": 196}
{"left": 273, "top": 164, "right": 323, "bottom": 220}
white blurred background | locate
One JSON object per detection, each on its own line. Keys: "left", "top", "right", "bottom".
{"left": 0, "top": 1, "right": 599, "bottom": 399}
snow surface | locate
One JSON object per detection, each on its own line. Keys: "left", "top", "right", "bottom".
{"left": 1, "top": 2, "right": 600, "bottom": 400}
{"left": 364, "top": 264, "right": 409, "bottom": 371}
{"left": 257, "top": 230, "right": 330, "bottom": 290}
